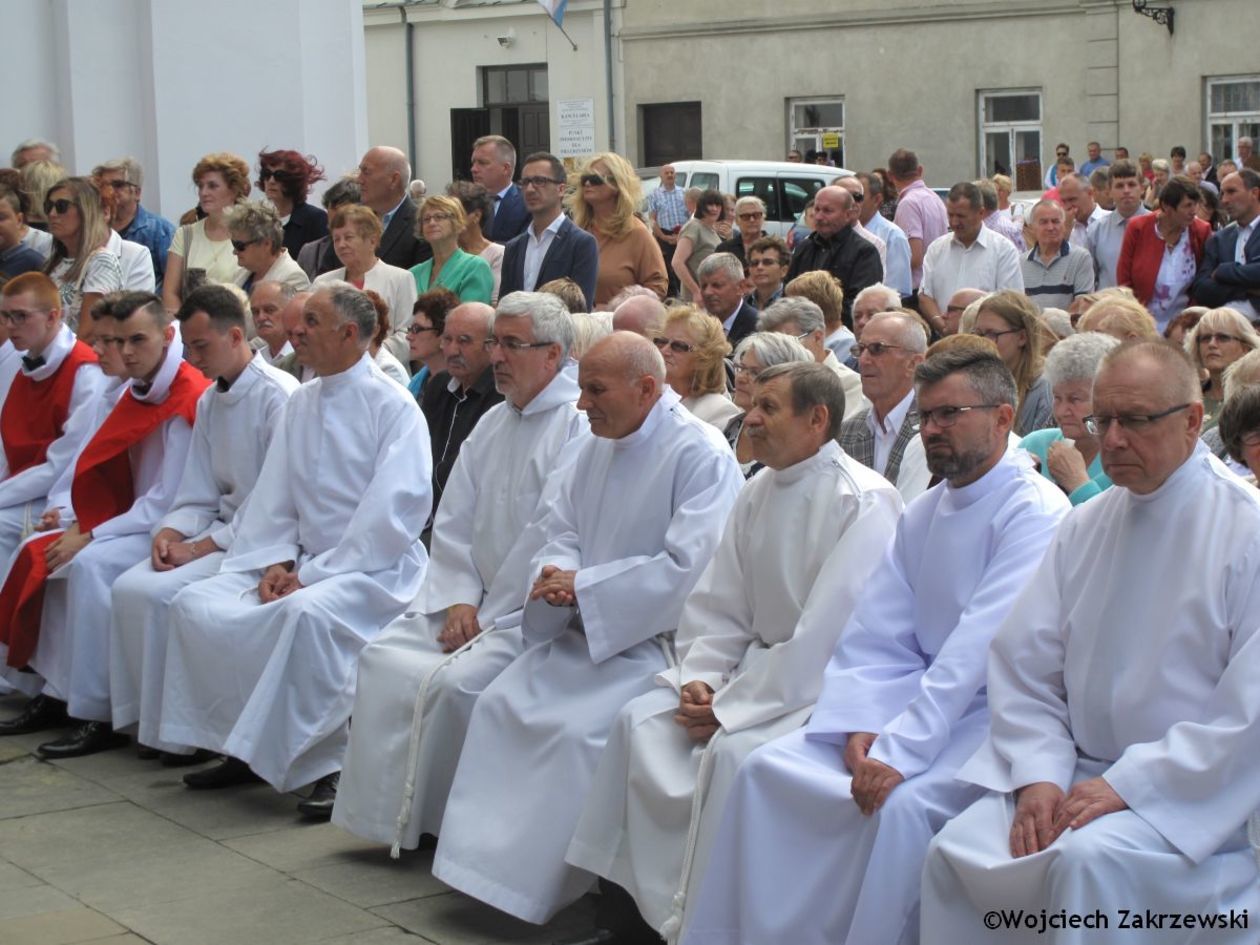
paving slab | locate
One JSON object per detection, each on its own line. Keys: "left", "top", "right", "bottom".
{"left": 0, "top": 757, "right": 121, "bottom": 820}
{"left": 0, "top": 905, "right": 127, "bottom": 945}
{"left": 0, "top": 801, "right": 200, "bottom": 872}
{"left": 0, "top": 881, "right": 80, "bottom": 920}
{"left": 292, "top": 846, "right": 449, "bottom": 909}
{"left": 372, "top": 892, "right": 595, "bottom": 945}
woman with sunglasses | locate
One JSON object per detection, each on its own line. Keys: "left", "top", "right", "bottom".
{"left": 40, "top": 177, "right": 122, "bottom": 334}
{"left": 225, "top": 201, "right": 311, "bottom": 294}
{"left": 672, "top": 189, "right": 726, "bottom": 302}
{"left": 162, "top": 153, "right": 251, "bottom": 314}
{"left": 409, "top": 195, "right": 494, "bottom": 304}
{"left": 569, "top": 152, "right": 667, "bottom": 307}
{"left": 256, "top": 149, "right": 327, "bottom": 259}
{"left": 1184, "top": 307, "right": 1260, "bottom": 431}
{"left": 657, "top": 306, "right": 741, "bottom": 430}
{"left": 970, "top": 290, "right": 1054, "bottom": 435}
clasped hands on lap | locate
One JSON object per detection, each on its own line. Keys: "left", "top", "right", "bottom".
{"left": 1009, "top": 778, "right": 1128, "bottom": 858}
{"left": 258, "top": 561, "right": 302, "bottom": 602}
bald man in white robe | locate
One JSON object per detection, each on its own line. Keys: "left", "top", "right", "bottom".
{"left": 922, "top": 342, "right": 1260, "bottom": 944}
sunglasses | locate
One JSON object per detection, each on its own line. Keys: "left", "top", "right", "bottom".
{"left": 736, "top": 212, "right": 764, "bottom": 221}
{"left": 257, "top": 168, "right": 294, "bottom": 182}
{"left": 44, "top": 198, "right": 76, "bottom": 215}
{"left": 581, "top": 174, "right": 610, "bottom": 188}
{"left": 1197, "top": 332, "right": 1241, "bottom": 346}
{"left": 653, "top": 337, "right": 694, "bottom": 354}
{"left": 231, "top": 238, "right": 260, "bottom": 252}
{"left": 518, "top": 176, "right": 565, "bottom": 189}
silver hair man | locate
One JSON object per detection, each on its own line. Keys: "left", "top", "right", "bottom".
{"left": 495, "top": 291, "right": 576, "bottom": 360}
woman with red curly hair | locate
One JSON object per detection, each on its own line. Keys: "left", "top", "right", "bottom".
{"left": 162, "top": 152, "right": 250, "bottom": 312}
{"left": 257, "top": 149, "right": 328, "bottom": 259}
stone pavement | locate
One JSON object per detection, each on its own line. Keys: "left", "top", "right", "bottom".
{"left": 0, "top": 693, "right": 594, "bottom": 945}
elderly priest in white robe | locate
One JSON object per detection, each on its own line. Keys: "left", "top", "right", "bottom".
{"left": 430, "top": 331, "right": 744, "bottom": 925}
{"left": 921, "top": 340, "right": 1260, "bottom": 945}
{"left": 566, "top": 361, "right": 904, "bottom": 943}
{"left": 157, "top": 282, "right": 431, "bottom": 814}
{"left": 682, "top": 345, "right": 1070, "bottom": 945}
{"left": 333, "top": 290, "right": 588, "bottom": 837}
{"left": 108, "top": 284, "right": 298, "bottom": 761}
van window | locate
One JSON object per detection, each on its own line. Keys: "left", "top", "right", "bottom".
{"left": 780, "top": 177, "right": 825, "bottom": 222}
{"left": 690, "top": 172, "right": 719, "bottom": 192}
{"left": 735, "top": 177, "right": 778, "bottom": 220}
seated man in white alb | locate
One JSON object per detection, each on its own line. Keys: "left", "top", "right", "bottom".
{"left": 430, "top": 332, "right": 744, "bottom": 925}
{"left": 333, "top": 291, "right": 588, "bottom": 839}
{"left": 566, "top": 361, "right": 903, "bottom": 942}
{"left": 157, "top": 283, "right": 431, "bottom": 815}
{"left": 109, "top": 284, "right": 298, "bottom": 762}
{"left": 681, "top": 346, "right": 1069, "bottom": 945}
{"left": 922, "top": 341, "right": 1260, "bottom": 944}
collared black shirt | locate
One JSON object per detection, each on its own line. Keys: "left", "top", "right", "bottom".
{"left": 419, "top": 365, "right": 504, "bottom": 514}
{"left": 786, "top": 226, "right": 883, "bottom": 326}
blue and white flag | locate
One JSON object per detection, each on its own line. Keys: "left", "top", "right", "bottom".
{"left": 536, "top": 0, "right": 567, "bottom": 26}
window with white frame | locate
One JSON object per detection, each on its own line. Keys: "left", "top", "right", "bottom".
{"left": 1207, "top": 75, "right": 1260, "bottom": 164}
{"left": 789, "top": 98, "right": 844, "bottom": 166}
{"left": 978, "top": 90, "right": 1042, "bottom": 190}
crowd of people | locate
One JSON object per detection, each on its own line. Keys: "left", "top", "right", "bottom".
{"left": 1, "top": 130, "right": 1260, "bottom": 945}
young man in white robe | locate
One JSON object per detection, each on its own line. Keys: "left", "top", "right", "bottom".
{"left": 921, "top": 341, "right": 1260, "bottom": 945}
{"left": 157, "top": 283, "right": 431, "bottom": 813}
{"left": 0, "top": 291, "right": 208, "bottom": 757}
{"left": 681, "top": 346, "right": 1070, "bottom": 945}
{"left": 334, "top": 291, "right": 588, "bottom": 837}
{"left": 565, "top": 361, "right": 904, "bottom": 943}
{"left": 430, "top": 332, "right": 744, "bottom": 925}
{"left": 108, "top": 283, "right": 298, "bottom": 762}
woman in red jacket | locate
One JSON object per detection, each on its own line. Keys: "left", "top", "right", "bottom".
{"left": 1117, "top": 176, "right": 1211, "bottom": 333}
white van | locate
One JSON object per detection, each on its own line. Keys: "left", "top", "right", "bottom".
{"left": 639, "top": 160, "right": 852, "bottom": 238}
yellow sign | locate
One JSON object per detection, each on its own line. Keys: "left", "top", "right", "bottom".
{"left": 821, "top": 133, "right": 841, "bottom": 150}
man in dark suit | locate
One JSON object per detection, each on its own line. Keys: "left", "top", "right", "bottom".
{"left": 356, "top": 147, "right": 432, "bottom": 271}
{"left": 698, "top": 253, "right": 758, "bottom": 347}
{"left": 499, "top": 152, "right": 598, "bottom": 310}
{"left": 472, "top": 135, "right": 530, "bottom": 244}
{"left": 1193, "top": 169, "right": 1260, "bottom": 320}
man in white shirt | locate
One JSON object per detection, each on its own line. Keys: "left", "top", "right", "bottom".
{"left": 923, "top": 341, "right": 1260, "bottom": 945}
{"left": 756, "top": 297, "right": 866, "bottom": 419}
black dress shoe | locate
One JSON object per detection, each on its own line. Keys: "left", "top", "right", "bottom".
{"left": 136, "top": 745, "right": 161, "bottom": 760}
{"left": 159, "top": 748, "right": 218, "bottom": 768}
{"left": 183, "top": 756, "right": 262, "bottom": 789}
{"left": 296, "top": 771, "right": 339, "bottom": 819}
{"left": 36, "top": 721, "right": 129, "bottom": 759}
{"left": 0, "top": 695, "right": 69, "bottom": 735}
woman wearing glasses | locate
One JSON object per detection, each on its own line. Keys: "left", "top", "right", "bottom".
{"left": 40, "top": 177, "right": 122, "bottom": 333}
{"left": 225, "top": 202, "right": 311, "bottom": 294}
{"left": 657, "top": 306, "right": 741, "bottom": 430}
{"left": 313, "top": 204, "right": 417, "bottom": 363}
{"left": 672, "top": 189, "right": 726, "bottom": 302}
{"left": 725, "top": 331, "right": 814, "bottom": 476}
{"left": 409, "top": 195, "right": 494, "bottom": 305}
{"left": 716, "top": 196, "right": 769, "bottom": 270}
{"left": 1018, "top": 331, "right": 1119, "bottom": 505}
{"left": 569, "top": 152, "right": 667, "bottom": 307}
{"left": 256, "top": 149, "right": 327, "bottom": 259}
{"left": 406, "top": 288, "right": 458, "bottom": 400}
{"left": 1184, "top": 307, "right": 1260, "bottom": 431}
{"left": 162, "top": 153, "right": 251, "bottom": 313}
{"left": 970, "top": 290, "right": 1054, "bottom": 435}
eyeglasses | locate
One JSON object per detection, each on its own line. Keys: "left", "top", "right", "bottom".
{"left": 518, "top": 176, "right": 565, "bottom": 189}
{"left": 736, "top": 212, "right": 764, "bottom": 221}
{"left": 44, "top": 198, "right": 76, "bottom": 215}
{"left": 0, "top": 308, "right": 44, "bottom": 325}
{"left": 421, "top": 213, "right": 453, "bottom": 225}
{"left": 918, "top": 404, "right": 1003, "bottom": 428}
{"left": 231, "top": 238, "right": 259, "bottom": 252}
{"left": 1083, "top": 403, "right": 1191, "bottom": 436}
{"left": 973, "top": 328, "right": 1023, "bottom": 342}
{"left": 440, "top": 333, "right": 479, "bottom": 347}
{"left": 1197, "top": 332, "right": 1241, "bottom": 346}
{"left": 105, "top": 179, "right": 136, "bottom": 191}
{"left": 581, "top": 174, "right": 609, "bottom": 188}
{"left": 851, "top": 341, "right": 906, "bottom": 358}
{"left": 483, "top": 337, "right": 554, "bottom": 352}
{"left": 653, "top": 336, "right": 695, "bottom": 354}
{"left": 795, "top": 329, "right": 816, "bottom": 341}
{"left": 733, "top": 362, "right": 762, "bottom": 379}
{"left": 747, "top": 257, "right": 785, "bottom": 267}
{"left": 407, "top": 324, "right": 438, "bottom": 336}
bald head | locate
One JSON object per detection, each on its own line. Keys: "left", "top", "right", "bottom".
{"left": 945, "top": 288, "right": 987, "bottom": 335}
{"left": 578, "top": 332, "right": 666, "bottom": 439}
{"left": 443, "top": 301, "right": 495, "bottom": 387}
{"left": 591, "top": 331, "right": 666, "bottom": 384}
{"left": 283, "top": 291, "right": 312, "bottom": 362}
{"left": 612, "top": 295, "right": 667, "bottom": 338}
{"left": 357, "top": 146, "right": 411, "bottom": 214}
{"left": 811, "top": 186, "right": 856, "bottom": 238}
{"left": 866, "top": 311, "right": 928, "bottom": 353}
{"left": 1101, "top": 341, "right": 1202, "bottom": 405}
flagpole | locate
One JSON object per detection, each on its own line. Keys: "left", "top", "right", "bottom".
{"left": 549, "top": 16, "right": 578, "bottom": 50}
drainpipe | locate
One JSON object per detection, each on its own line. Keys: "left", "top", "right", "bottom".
{"left": 399, "top": 5, "right": 417, "bottom": 174}
{"left": 604, "top": 0, "right": 615, "bottom": 153}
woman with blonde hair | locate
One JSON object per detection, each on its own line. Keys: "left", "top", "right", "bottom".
{"left": 1076, "top": 293, "right": 1159, "bottom": 341}
{"left": 656, "top": 305, "right": 740, "bottom": 429}
{"left": 1184, "top": 306, "right": 1260, "bottom": 431}
{"left": 569, "top": 152, "right": 667, "bottom": 306}
{"left": 409, "top": 195, "right": 493, "bottom": 303}
{"left": 163, "top": 152, "right": 251, "bottom": 312}
{"left": 41, "top": 177, "right": 123, "bottom": 332}
{"left": 19, "top": 159, "right": 66, "bottom": 229}
{"left": 970, "top": 289, "right": 1054, "bottom": 434}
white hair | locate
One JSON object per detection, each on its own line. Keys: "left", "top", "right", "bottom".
{"left": 495, "top": 291, "right": 575, "bottom": 359}
{"left": 853, "top": 283, "right": 902, "bottom": 311}
{"left": 11, "top": 137, "right": 60, "bottom": 166}
{"left": 758, "top": 297, "right": 825, "bottom": 335}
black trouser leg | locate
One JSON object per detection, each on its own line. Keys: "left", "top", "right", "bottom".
{"left": 595, "top": 879, "right": 664, "bottom": 944}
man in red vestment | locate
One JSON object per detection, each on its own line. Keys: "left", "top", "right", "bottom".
{"left": 0, "top": 291, "right": 208, "bottom": 756}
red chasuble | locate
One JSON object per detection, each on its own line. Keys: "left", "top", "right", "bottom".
{"left": 0, "top": 360, "right": 208, "bottom": 668}
{"left": 0, "top": 340, "right": 98, "bottom": 477}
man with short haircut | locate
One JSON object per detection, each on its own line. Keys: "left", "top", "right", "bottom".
{"left": 431, "top": 332, "right": 743, "bottom": 925}
{"left": 682, "top": 347, "right": 1069, "bottom": 945}
{"left": 1045, "top": 143, "right": 1071, "bottom": 188}
{"left": 1021, "top": 200, "right": 1096, "bottom": 311}
{"left": 0, "top": 189, "right": 46, "bottom": 279}
{"left": 159, "top": 284, "right": 431, "bottom": 811}
{"left": 919, "top": 182, "right": 1024, "bottom": 331}
{"left": 356, "top": 147, "right": 431, "bottom": 269}
{"left": 249, "top": 280, "right": 297, "bottom": 364}
{"left": 1080, "top": 141, "right": 1110, "bottom": 176}
{"left": 10, "top": 138, "right": 59, "bottom": 169}
{"left": 471, "top": 135, "right": 529, "bottom": 243}
{"left": 1090, "top": 166, "right": 1113, "bottom": 210}
{"left": 942, "top": 287, "right": 987, "bottom": 336}
{"left": 93, "top": 158, "right": 176, "bottom": 289}
{"left": 757, "top": 297, "right": 865, "bottom": 419}
{"left": 698, "top": 253, "right": 758, "bottom": 346}
{"left": 923, "top": 341, "right": 1260, "bottom": 945}
{"left": 0, "top": 292, "right": 209, "bottom": 756}
{"left": 786, "top": 150, "right": 803, "bottom": 163}
{"left": 1087, "top": 160, "right": 1150, "bottom": 289}
{"left": 648, "top": 165, "right": 689, "bottom": 297}
{"left": 612, "top": 294, "right": 667, "bottom": 338}
{"left": 500, "top": 151, "right": 598, "bottom": 310}
{"left": 787, "top": 186, "right": 883, "bottom": 326}
{"left": 335, "top": 291, "right": 588, "bottom": 839}
{"left": 745, "top": 236, "right": 790, "bottom": 310}
{"left": 567, "top": 362, "right": 902, "bottom": 942}
{"left": 975, "top": 178, "right": 1025, "bottom": 251}
{"left": 850, "top": 283, "right": 903, "bottom": 342}
{"left": 1114, "top": 146, "right": 1130, "bottom": 161}
{"left": 108, "top": 284, "right": 298, "bottom": 761}
{"left": 273, "top": 290, "right": 313, "bottom": 382}
{"left": 835, "top": 176, "right": 887, "bottom": 271}
{"left": 1193, "top": 170, "right": 1260, "bottom": 320}
{"left": 888, "top": 149, "right": 950, "bottom": 295}
{"left": 840, "top": 311, "right": 930, "bottom": 500}
{"left": 420, "top": 302, "right": 504, "bottom": 526}
{"left": 854, "top": 172, "right": 912, "bottom": 298}
{"left": 1057, "top": 172, "right": 1106, "bottom": 248}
